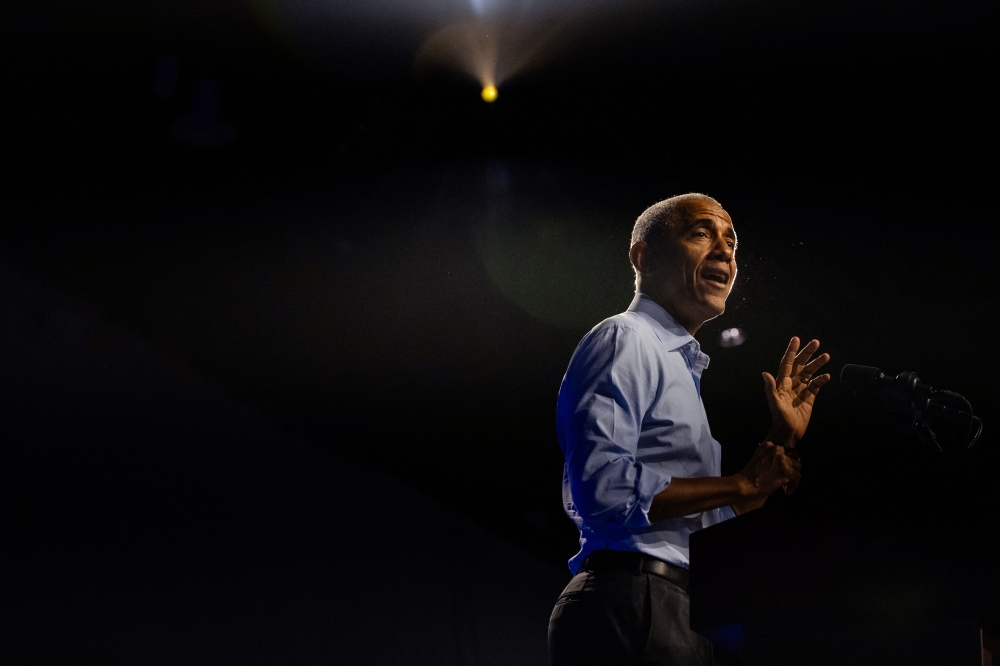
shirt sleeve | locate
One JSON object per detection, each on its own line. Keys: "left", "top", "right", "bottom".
{"left": 557, "top": 323, "right": 672, "bottom": 533}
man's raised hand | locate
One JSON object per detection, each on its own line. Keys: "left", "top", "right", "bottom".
{"left": 762, "top": 337, "right": 831, "bottom": 447}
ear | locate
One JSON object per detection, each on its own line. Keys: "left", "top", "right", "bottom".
{"left": 629, "top": 241, "right": 656, "bottom": 276}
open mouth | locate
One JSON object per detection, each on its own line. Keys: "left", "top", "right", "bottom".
{"left": 701, "top": 269, "right": 729, "bottom": 286}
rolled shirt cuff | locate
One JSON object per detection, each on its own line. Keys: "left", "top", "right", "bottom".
{"left": 631, "top": 463, "right": 673, "bottom": 529}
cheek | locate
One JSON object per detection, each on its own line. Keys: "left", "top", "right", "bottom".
{"left": 687, "top": 258, "right": 705, "bottom": 286}
{"left": 682, "top": 262, "right": 699, "bottom": 287}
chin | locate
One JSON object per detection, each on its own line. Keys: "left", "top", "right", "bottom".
{"left": 700, "top": 301, "right": 727, "bottom": 322}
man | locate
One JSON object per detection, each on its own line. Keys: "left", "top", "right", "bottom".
{"left": 548, "top": 193, "right": 830, "bottom": 665}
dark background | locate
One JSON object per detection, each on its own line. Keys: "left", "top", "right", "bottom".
{"left": 3, "top": 0, "right": 999, "bottom": 663}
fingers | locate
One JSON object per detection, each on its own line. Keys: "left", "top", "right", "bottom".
{"left": 774, "top": 446, "right": 801, "bottom": 467}
{"left": 776, "top": 337, "right": 800, "bottom": 380}
{"left": 773, "top": 445, "right": 801, "bottom": 494}
{"left": 793, "top": 339, "right": 821, "bottom": 367}
{"left": 790, "top": 372, "right": 831, "bottom": 406}
{"left": 784, "top": 464, "right": 802, "bottom": 493}
{"left": 787, "top": 339, "right": 831, "bottom": 395}
{"left": 781, "top": 451, "right": 802, "bottom": 494}
{"left": 801, "top": 352, "right": 830, "bottom": 378}
{"left": 778, "top": 337, "right": 829, "bottom": 382}
{"left": 807, "top": 373, "right": 831, "bottom": 395}
{"left": 746, "top": 442, "right": 804, "bottom": 499}
{"left": 791, "top": 340, "right": 821, "bottom": 384}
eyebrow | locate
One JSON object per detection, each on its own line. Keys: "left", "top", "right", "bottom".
{"left": 690, "top": 217, "right": 738, "bottom": 242}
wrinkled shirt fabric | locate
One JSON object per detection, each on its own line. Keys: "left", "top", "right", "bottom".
{"left": 557, "top": 292, "right": 735, "bottom": 573}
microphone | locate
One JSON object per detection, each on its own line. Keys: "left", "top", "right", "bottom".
{"left": 839, "top": 364, "right": 982, "bottom": 451}
{"left": 840, "top": 364, "right": 936, "bottom": 401}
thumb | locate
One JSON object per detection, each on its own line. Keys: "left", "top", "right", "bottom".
{"left": 762, "top": 372, "right": 777, "bottom": 394}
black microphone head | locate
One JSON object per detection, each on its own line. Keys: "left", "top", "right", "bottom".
{"left": 840, "top": 364, "right": 886, "bottom": 392}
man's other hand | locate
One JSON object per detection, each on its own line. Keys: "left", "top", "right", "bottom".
{"left": 734, "top": 442, "right": 802, "bottom": 511}
{"left": 762, "top": 336, "right": 830, "bottom": 447}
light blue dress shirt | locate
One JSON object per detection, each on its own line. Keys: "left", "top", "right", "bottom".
{"left": 557, "top": 292, "right": 735, "bottom": 573}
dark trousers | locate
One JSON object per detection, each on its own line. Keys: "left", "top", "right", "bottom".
{"left": 548, "top": 553, "right": 713, "bottom": 666}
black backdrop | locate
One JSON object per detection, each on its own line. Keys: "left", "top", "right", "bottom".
{"left": 3, "top": 0, "right": 999, "bottom": 662}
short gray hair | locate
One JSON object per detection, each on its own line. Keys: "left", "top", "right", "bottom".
{"left": 630, "top": 193, "right": 723, "bottom": 250}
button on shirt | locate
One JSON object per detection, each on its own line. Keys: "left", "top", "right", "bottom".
{"left": 556, "top": 293, "right": 735, "bottom": 573}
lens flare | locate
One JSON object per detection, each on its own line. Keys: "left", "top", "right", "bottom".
{"left": 481, "top": 85, "right": 498, "bottom": 102}
{"left": 719, "top": 327, "right": 746, "bottom": 348}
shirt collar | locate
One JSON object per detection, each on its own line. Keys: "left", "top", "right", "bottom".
{"left": 626, "top": 292, "right": 695, "bottom": 352}
{"left": 627, "top": 293, "right": 712, "bottom": 383}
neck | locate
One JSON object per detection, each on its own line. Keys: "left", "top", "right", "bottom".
{"left": 637, "top": 287, "right": 702, "bottom": 336}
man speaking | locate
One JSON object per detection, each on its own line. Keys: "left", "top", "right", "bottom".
{"left": 548, "top": 194, "right": 830, "bottom": 665}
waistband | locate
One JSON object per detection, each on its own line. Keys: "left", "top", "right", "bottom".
{"left": 582, "top": 549, "right": 689, "bottom": 590}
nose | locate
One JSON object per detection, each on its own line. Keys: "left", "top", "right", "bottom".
{"left": 709, "top": 236, "right": 734, "bottom": 262}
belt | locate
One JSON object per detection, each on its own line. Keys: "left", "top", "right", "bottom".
{"left": 582, "top": 550, "right": 690, "bottom": 590}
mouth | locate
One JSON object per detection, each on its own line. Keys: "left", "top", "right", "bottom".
{"left": 700, "top": 268, "right": 730, "bottom": 288}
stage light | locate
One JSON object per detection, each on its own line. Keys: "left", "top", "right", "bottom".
{"left": 416, "top": 19, "right": 562, "bottom": 104}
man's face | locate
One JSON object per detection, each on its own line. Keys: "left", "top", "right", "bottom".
{"left": 655, "top": 200, "right": 737, "bottom": 326}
